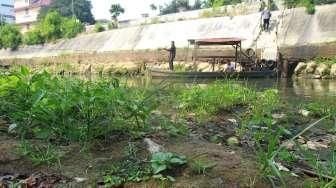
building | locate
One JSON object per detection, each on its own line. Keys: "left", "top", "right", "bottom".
{"left": 14, "top": 0, "right": 51, "bottom": 32}
{"left": 0, "top": 0, "right": 15, "bottom": 23}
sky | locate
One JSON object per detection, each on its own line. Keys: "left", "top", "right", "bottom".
{"left": 91, "top": 0, "right": 196, "bottom": 20}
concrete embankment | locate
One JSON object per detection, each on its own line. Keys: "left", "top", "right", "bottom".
{"left": 0, "top": 4, "right": 335, "bottom": 66}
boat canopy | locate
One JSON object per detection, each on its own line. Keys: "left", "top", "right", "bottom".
{"left": 188, "top": 37, "right": 245, "bottom": 46}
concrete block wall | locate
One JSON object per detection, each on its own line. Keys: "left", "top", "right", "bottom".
{"left": 0, "top": 4, "right": 335, "bottom": 61}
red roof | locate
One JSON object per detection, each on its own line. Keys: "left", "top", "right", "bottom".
{"left": 189, "top": 37, "right": 244, "bottom": 45}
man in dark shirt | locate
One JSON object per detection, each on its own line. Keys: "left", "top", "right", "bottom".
{"left": 165, "top": 41, "right": 176, "bottom": 71}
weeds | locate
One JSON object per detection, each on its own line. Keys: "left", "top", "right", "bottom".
{"left": 0, "top": 67, "right": 156, "bottom": 146}
{"left": 18, "top": 140, "right": 62, "bottom": 166}
{"left": 190, "top": 156, "right": 216, "bottom": 175}
{"left": 177, "top": 81, "right": 256, "bottom": 120}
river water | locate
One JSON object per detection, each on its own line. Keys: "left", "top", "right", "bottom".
{"left": 136, "top": 77, "right": 336, "bottom": 102}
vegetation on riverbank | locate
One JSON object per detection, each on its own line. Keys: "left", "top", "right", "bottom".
{"left": 0, "top": 67, "right": 336, "bottom": 187}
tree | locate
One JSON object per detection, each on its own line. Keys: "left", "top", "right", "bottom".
{"left": 159, "top": 0, "right": 205, "bottom": 15}
{"left": 0, "top": 24, "right": 22, "bottom": 50}
{"left": 150, "top": 3, "right": 158, "bottom": 11}
{"left": 23, "top": 29, "right": 45, "bottom": 45}
{"left": 192, "top": 0, "right": 204, "bottom": 9}
{"left": 39, "top": 11, "right": 63, "bottom": 42}
{"left": 110, "top": 4, "right": 125, "bottom": 20}
{"left": 38, "top": 0, "right": 95, "bottom": 24}
{"left": 61, "top": 18, "right": 84, "bottom": 38}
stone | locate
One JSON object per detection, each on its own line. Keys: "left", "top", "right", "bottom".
{"left": 8, "top": 124, "right": 17, "bottom": 134}
{"left": 227, "top": 119, "right": 238, "bottom": 125}
{"left": 299, "top": 109, "right": 310, "bottom": 117}
{"left": 227, "top": 137, "right": 239, "bottom": 146}
{"left": 272, "top": 113, "right": 286, "bottom": 119}
{"left": 305, "top": 61, "right": 317, "bottom": 74}
{"left": 294, "top": 62, "right": 306, "bottom": 75}
{"left": 197, "top": 62, "right": 212, "bottom": 72}
{"left": 305, "top": 141, "right": 328, "bottom": 150}
{"left": 314, "top": 63, "right": 330, "bottom": 76}
{"left": 281, "top": 140, "right": 295, "bottom": 150}
{"left": 330, "top": 64, "right": 336, "bottom": 78}
{"left": 74, "top": 177, "right": 88, "bottom": 183}
{"left": 144, "top": 138, "right": 163, "bottom": 154}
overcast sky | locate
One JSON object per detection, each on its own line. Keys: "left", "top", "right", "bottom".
{"left": 91, "top": 0, "right": 196, "bottom": 20}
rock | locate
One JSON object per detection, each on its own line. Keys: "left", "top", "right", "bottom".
{"left": 74, "top": 177, "right": 88, "bottom": 183}
{"left": 275, "top": 162, "right": 290, "bottom": 172}
{"left": 227, "top": 137, "right": 239, "bottom": 146}
{"left": 305, "top": 61, "right": 317, "bottom": 74}
{"left": 330, "top": 64, "right": 336, "bottom": 77}
{"left": 8, "top": 124, "right": 17, "bottom": 134}
{"left": 272, "top": 113, "right": 286, "bottom": 119}
{"left": 297, "top": 136, "right": 306, "bottom": 144}
{"left": 227, "top": 119, "right": 238, "bottom": 125}
{"left": 314, "top": 64, "right": 330, "bottom": 76}
{"left": 305, "top": 141, "right": 328, "bottom": 150}
{"left": 197, "top": 63, "right": 212, "bottom": 72}
{"left": 81, "top": 64, "right": 91, "bottom": 74}
{"left": 294, "top": 62, "right": 306, "bottom": 75}
{"left": 144, "top": 138, "right": 163, "bottom": 154}
{"left": 281, "top": 140, "right": 295, "bottom": 150}
{"left": 299, "top": 109, "right": 310, "bottom": 117}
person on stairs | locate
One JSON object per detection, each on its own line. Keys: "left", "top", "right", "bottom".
{"left": 261, "top": 7, "right": 271, "bottom": 31}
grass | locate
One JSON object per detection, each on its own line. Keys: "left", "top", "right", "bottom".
{"left": 18, "top": 140, "right": 62, "bottom": 166}
{"left": 314, "top": 56, "right": 336, "bottom": 65}
{"left": 177, "top": 81, "right": 256, "bottom": 120}
{"left": 0, "top": 67, "right": 159, "bottom": 146}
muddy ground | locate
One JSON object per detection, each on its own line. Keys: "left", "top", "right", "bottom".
{"left": 0, "top": 112, "right": 320, "bottom": 188}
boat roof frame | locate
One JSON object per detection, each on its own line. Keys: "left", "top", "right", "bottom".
{"left": 188, "top": 37, "right": 244, "bottom": 46}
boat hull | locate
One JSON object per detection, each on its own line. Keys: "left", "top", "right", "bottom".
{"left": 149, "top": 69, "right": 276, "bottom": 79}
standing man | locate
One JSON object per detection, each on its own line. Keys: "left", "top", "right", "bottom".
{"left": 261, "top": 7, "right": 271, "bottom": 31}
{"left": 164, "top": 41, "right": 176, "bottom": 71}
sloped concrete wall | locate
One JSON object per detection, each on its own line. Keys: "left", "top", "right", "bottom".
{"left": 0, "top": 4, "right": 335, "bottom": 60}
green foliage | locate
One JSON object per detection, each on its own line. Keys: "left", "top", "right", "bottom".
{"left": 159, "top": 0, "right": 206, "bottom": 15}
{"left": 23, "top": 29, "right": 45, "bottom": 45}
{"left": 110, "top": 4, "right": 125, "bottom": 20}
{"left": 315, "top": 56, "right": 336, "bottom": 65}
{"left": 38, "top": 11, "right": 63, "bottom": 41}
{"left": 61, "top": 17, "right": 84, "bottom": 38}
{"left": 284, "top": 0, "right": 316, "bottom": 14}
{"left": 18, "top": 140, "right": 61, "bottom": 166}
{"left": 0, "top": 24, "right": 22, "bottom": 50}
{"left": 0, "top": 67, "right": 156, "bottom": 146}
{"left": 94, "top": 23, "right": 105, "bottom": 32}
{"left": 24, "top": 11, "right": 84, "bottom": 45}
{"left": 178, "top": 81, "right": 255, "bottom": 119}
{"left": 150, "top": 152, "right": 187, "bottom": 174}
{"left": 302, "top": 100, "right": 336, "bottom": 117}
{"left": 103, "top": 144, "right": 151, "bottom": 187}
{"left": 190, "top": 156, "right": 216, "bottom": 175}
{"left": 38, "top": 0, "right": 95, "bottom": 24}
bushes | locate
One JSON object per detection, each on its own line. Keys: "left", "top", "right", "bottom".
{"left": 94, "top": 23, "right": 106, "bottom": 32}
{"left": 23, "top": 11, "right": 84, "bottom": 45}
{"left": 0, "top": 24, "right": 22, "bottom": 50}
{"left": 23, "top": 29, "right": 45, "bottom": 45}
{"left": 284, "top": 0, "right": 316, "bottom": 14}
{"left": 0, "top": 67, "right": 156, "bottom": 145}
{"left": 61, "top": 18, "right": 84, "bottom": 38}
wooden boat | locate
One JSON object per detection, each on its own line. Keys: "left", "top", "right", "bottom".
{"left": 149, "top": 69, "right": 276, "bottom": 79}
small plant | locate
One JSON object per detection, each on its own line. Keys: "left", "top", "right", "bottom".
{"left": 18, "top": 141, "right": 61, "bottom": 166}
{"left": 0, "top": 24, "right": 22, "bottom": 50}
{"left": 94, "top": 23, "right": 105, "bottom": 32}
{"left": 150, "top": 152, "right": 187, "bottom": 174}
{"left": 190, "top": 155, "right": 216, "bottom": 175}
